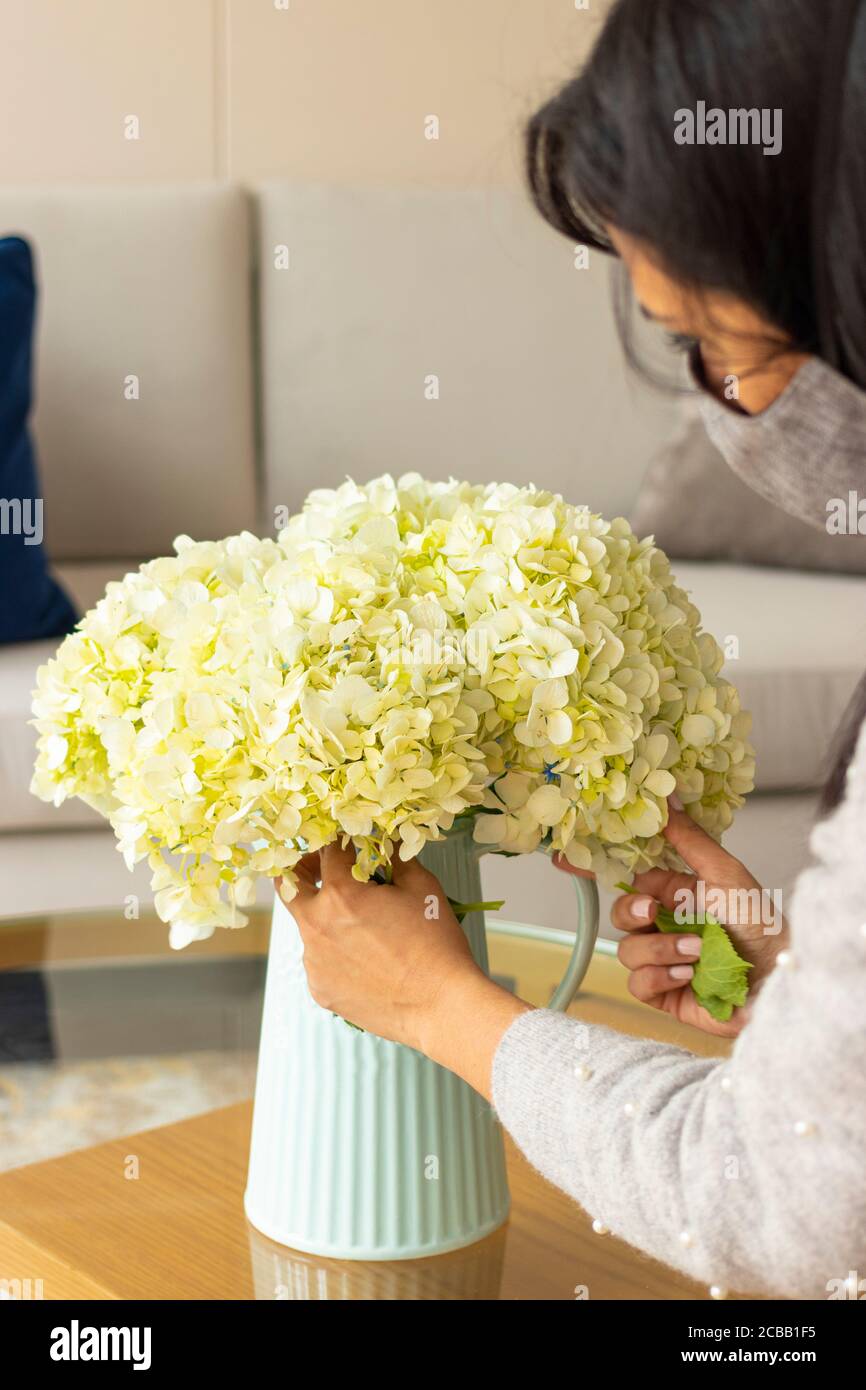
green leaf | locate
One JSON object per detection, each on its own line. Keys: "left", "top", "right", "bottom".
{"left": 615, "top": 882, "right": 752, "bottom": 1023}
{"left": 687, "top": 918, "right": 752, "bottom": 1021}
{"left": 447, "top": 896, "right": 505, "bottom": 924}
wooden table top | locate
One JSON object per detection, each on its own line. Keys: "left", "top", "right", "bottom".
{"left": 0, "top": 911, "right": 744, "bottom": 1300}
{"left": 0, "top": 1096, "right": 739, "bottom": 1301}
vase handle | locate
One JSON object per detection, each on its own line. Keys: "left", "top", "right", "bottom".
{"left": 483, "top": 852, "right": 599, "bottom": 1012}
{"left": 546, "top": 869, "right": 600, "bottom": 1011}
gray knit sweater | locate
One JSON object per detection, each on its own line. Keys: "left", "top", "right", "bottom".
{"left": 493, "top": 364, "right": 866, "bottom": 1300}
{"left": 493, "top": 717, "right": 866, "bottom": 1299}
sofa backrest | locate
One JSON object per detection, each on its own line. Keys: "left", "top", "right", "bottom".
{"left": 0, "top": 180, "right": 684, "bottom": 565}
{"left": 0, "top": 183, "right": 258, "bottom": 560}
{"left": 255, "top": 181, "right": 681, "bottom": 527}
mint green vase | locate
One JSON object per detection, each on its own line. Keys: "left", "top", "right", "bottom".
{"left": 244, "top": 822, "right": 599, "bottom": 1260}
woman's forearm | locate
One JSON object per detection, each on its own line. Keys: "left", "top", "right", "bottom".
{"left": 417, "top": 972, "right": 532, "bottom": 1102}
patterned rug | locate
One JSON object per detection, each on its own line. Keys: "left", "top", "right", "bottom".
{"left": 0, "top": 1051, "right": 256, "bottom": 1172}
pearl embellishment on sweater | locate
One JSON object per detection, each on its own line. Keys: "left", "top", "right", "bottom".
{"left": 679, "top": 1231, "right": 693, "bottom": 1248}
{"left": 574, "top": 1064, "right": 593, "bottom": 1081}
{"left": 793, "top": 1120, "right": 817, "bottom": 1137}
{"left": 720, "top": 1075, "right": 733, "bottom": 1093}
{"left": 623, "top": 1102, "right": 636, "bottom": 1117}
{"left": 776, "top": 950, "right": 796, "bottom": 970}
{"left": 591, "top": 1219, "right": 609, "bottom": 1235}
{"left": 709, "top": 1285, "right": 729, "bottom": 1300}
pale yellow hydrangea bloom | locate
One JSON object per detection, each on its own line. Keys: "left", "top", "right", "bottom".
{"left": 31, "top": 473, "right": 754, "bottom": 944}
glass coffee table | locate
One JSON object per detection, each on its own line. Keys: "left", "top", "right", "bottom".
{"left": 0, "top": 905, "right": 734, "bottom": 1301}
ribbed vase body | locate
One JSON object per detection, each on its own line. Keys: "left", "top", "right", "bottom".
{"left": 244, "top": 824, "right": 510, "bottom": 1259}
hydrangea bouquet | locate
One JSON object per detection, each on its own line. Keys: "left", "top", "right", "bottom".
{"left": 31, "top": 474, "right": 754, "bottom": 949}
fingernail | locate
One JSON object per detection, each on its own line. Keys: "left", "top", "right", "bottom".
{"left": 676, "top": 935, "right": 702, "bottom": 958}
{"left": 668, "top": 792, "right": 684, "bottom": 811}
{"left": 670, "top": 964, "right": 694, "bottom": 981}
{"left": 629, "top": 895, "right": 655, "bottom": 921}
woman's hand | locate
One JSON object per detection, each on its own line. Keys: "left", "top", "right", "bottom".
{"left": 276, "top": 840, "right": 530, "bottom": 1098}
{"left": 555, "top": 801, "right": 789, "bottom": 1039}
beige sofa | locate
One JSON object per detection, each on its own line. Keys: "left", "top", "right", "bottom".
{"left": 2, "top": 183, "right": 865, "bottom": 935}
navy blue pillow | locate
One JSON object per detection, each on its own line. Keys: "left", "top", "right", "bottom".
{"left": 0, "top": 236, "right": 77, "bottom": 645}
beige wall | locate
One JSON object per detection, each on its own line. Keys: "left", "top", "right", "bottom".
{"left": 0, "top": 0, "right": 608, "bottom": 186}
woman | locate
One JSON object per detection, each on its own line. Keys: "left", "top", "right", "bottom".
{"left": 281, "top": 0, "right": 866, "bottom": 1298}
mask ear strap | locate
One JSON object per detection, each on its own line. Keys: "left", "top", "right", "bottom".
{"left": 812, "top": 0, "right": 862, "bottom": 371}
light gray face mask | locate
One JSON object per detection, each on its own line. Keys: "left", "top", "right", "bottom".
{"left": 691, "top": 353, "right": 866, "bottom": 534}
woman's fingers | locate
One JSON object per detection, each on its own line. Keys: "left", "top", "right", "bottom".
{"left": 276, "top": 850, "right": 322, "bottom": 904}
{"left": 296, "top": 850, "right": 322, "bottom": 882}
{"left": 610, "top": 891, "right": 659, "bottom": 932}
{"left": 627, "top": 962, "right": 695, "bottom": 1004}
{"left": 662, "top": 805, "right": 733, "bottom": 875}
{"left": 389, "top": 851, "right": 432, "bottom": 887}
{"left": 617, "top": 930, "right": 702, "bottom": 971}
{"left": 627, "top": 869, "right": 699, "bottom": 915}
{"left": 319, "top": 837, "right": 358, "bottom": 884}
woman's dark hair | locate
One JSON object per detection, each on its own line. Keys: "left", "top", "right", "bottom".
{"left": 524, "top": 0, "right": 866, "bottom": 813}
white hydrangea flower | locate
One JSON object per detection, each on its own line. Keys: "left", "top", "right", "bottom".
{"left": 30, "top": 474, "right": 755, "bottom": 940}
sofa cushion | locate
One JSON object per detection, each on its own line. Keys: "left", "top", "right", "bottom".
{"left": 674, "top": 561, "right": 866, "bottom": 791}
{"left": 0, "top": 236, "right": 77, "bottom": 644}
{"left": 0, "top": 185, "right": 258, "bottom": 561}
{"left": 2, "top": 559, "right": 864, "bottom": 835}
{"left": 54, "top": 560, "right": 137, "bottom": 616}
{"left": 256, "top": 182, "right": 682, "bottom": 528}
